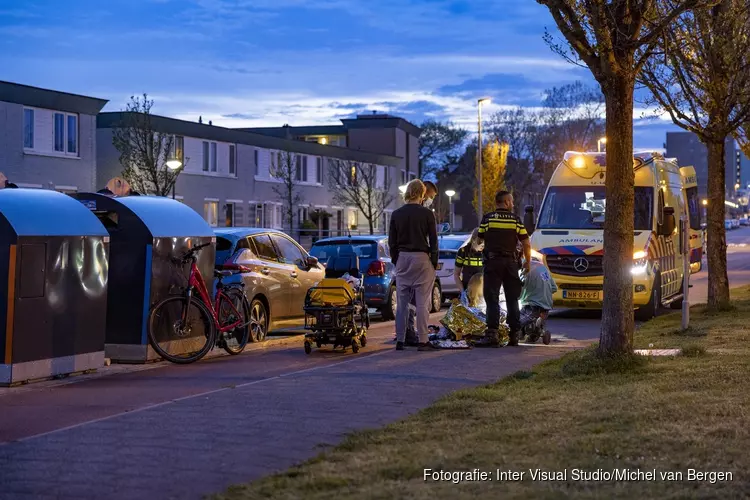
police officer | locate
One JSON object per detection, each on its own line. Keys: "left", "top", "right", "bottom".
{"left": 454, "top": 228, "right": 484, "bottom": 294}
{"left": 476, "top": 190, "right": 531, "bottom": 347}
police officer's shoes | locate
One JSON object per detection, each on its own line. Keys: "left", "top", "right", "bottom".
{"left": 474, "top": 330, "right": 500, "bottom": 348}
{"left": 507, "top": 332, "right": 520, "bottom": 347}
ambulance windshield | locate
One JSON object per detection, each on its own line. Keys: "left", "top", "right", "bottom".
{"left": 537, "top": 186, "right": 653, "bottom": 230}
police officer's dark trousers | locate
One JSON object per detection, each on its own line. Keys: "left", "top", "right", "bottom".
{"left": 484, "top": 256, "right": 523, "bottom": 336}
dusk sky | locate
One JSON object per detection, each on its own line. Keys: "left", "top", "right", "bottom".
{"left": 1, "top": 0, "right": 679, "bottom": 149}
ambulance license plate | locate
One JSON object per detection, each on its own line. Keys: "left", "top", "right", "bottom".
{"left": 562, "top": 290, "right": 601, "bottom": 300}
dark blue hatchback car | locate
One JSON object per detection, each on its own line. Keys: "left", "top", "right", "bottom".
{"left": 309, "top": 235, "right": 442, "bottom": 320}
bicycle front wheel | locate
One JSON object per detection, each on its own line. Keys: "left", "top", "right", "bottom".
{"left": 219, "top": 287, "right": 251, "bottom": 355}
{"left": 148, "top": 295, "right": 216, "bottom": 364}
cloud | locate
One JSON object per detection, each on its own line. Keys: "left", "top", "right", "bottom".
{"left": 1, "top": 0, "right": 677, "bottom": 149}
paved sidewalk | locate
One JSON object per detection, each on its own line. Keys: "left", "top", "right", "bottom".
{"left": 0, "top": 340, "right": 581, "bottom": 500}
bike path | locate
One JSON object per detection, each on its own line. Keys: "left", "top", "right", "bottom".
{"left": 0, "top": 334, "right": 579, "bottom": 500}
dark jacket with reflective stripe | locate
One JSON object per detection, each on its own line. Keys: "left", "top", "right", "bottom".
{"left": 455, "top": 246, "right": 483, "bottom": 288}
{"left": 478, "top": 209, "right": 529, "bottom": 255}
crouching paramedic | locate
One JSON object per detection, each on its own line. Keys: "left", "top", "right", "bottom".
{"left": 454, "top": 228, "right": 484, "bottom": 295}
{"left": 476, "top": 191, "right": 530, "bottom": 347}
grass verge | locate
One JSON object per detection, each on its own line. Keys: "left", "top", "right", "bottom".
{"left": 210, "top": 285, "right": 750, "bottom": 500}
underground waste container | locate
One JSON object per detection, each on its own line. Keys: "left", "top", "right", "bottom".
{"left": 0, "top": 189, "right": 110, "bottom": 386}
{"left": 73, "top": 193, "right": 215, "bottom": 363}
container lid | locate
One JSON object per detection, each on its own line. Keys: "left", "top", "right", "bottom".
{"left": 0, "top": 189, "right": 108, "bottom": 237}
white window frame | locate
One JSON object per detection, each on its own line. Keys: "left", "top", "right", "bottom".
{"left": 229, "top": 144, "right": 236, "bottom": 176}
{"left": 249, "top": 201, "right": 265, "bottom": 228}
{"left": 348, "top": 207, "right": 359, "bottom": 230}
{"left": 202, "top": 141, "right": 209, "bottom": 171}
{"left": 401, "top": 169, "right": 406, "bottom": 184}
{"left": 204, "top": 198, "right": 219, "bottom": 227}
{"left": 316, "top": 157, "right": 323, "bottom": 184}
{"left": 224, "top": 201, "right": 235, "bottom": 227}
{"left": 23, "top": 108, "right": 34, "bottom": 149}
{"left": 52, "top": 112, "right": 78, "bottom": 156}
{"left": 210, "top": 142, "right": 218, "bottom": 172}
{"left": 298, "top": 206, "right": 309, "bottom": 226}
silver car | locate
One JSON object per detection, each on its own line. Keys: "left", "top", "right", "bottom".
{"left": 436, "top": 233, "right": 472, "bottom": 300}
{"left": 214, "top": 228, "right": 324, "bottom": 341}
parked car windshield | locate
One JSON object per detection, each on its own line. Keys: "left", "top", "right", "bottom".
{"left": 439, "top": 238, "right": 468, "bottom": 251}
{"left": 537, "top": 186, "right": 653, "bottom": 231}
{"left": 309, "top": 241, "right": 378, "bottom": 263}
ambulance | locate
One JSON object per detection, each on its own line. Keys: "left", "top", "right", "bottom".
{"left": 676, "top": 164, "right": 704, "bottom": 273}
{"left": 523, "top": 151, "right": 687, "bottom": 321}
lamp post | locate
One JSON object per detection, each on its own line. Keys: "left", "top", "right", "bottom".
{"left": 445, "top": 189, "right": 456, "bottom": 230}
{"left": 477, "top": 97, "right": 491, "bottom": 221}
{"left": 597, "top": 137, "right": 607, "bottom": 152}
{"left": 166, "top": 157, "right": 182, "bottom": 199}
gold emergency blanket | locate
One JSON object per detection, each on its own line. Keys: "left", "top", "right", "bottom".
{"left": 439, "top": 298, "right": 510, "bottom": 343}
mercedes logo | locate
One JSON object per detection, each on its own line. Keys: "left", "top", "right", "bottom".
{"left": 573, "top": 257, "right": 589, "bottom": 273}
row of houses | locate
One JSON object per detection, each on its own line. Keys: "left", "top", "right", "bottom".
{"left": 0, "top": 80, "right": 423, "bottom": 236}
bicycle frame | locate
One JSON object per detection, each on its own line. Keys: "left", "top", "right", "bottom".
{"left": 184, "top": 258, "right": 244, "bottom": 334}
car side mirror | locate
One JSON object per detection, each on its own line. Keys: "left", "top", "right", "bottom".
{"left": 659, "top": 207, "right": 676, "bottom": 236}
{"left": 523, "top": 205, "right": 536, "bottom": 236}
{"left": 306, "top": 255, "right": 319, "bottom": 269}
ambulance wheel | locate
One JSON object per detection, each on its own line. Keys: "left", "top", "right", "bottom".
{"left": 542, "top": 330, "right": 551, "bottom": 345}
{"left": 304, "top": 342, "right": 312, "bottom": 354}
{"left": 636, "top": 273, "right": 661, "bottom": 321}
{"left": 351, "top": 339, "right": 360, "bottom": 353}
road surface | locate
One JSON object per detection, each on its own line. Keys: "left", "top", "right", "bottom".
{"left": 1, "top": 228, "right": 749, "bottom": 499}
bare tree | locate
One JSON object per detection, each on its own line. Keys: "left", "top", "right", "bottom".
{"left": 537, "top": 0, "right": 713, "bottom": 356}
{"left": 328, "top": 159, "right": 394, "bottom": 234}
{"left": 485, "top": 82, "right": 605, "bottom": 212}
{"left": 112, "top": 94, "right": 183, "bottom": 196}
{"left": 639, "top": 0, "right": 750, "bottom": 311}
{"left": 419, "top": 120, "right": 469, "bottom": 178}
{"left": 270, "top": 151, "right": 301, "bottom": 232}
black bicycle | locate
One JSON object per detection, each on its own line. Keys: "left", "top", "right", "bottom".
{"left": 147, "top": 243, "right": 251, "bottom": 364}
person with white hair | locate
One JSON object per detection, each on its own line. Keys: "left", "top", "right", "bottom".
{"left": 388, "top": 179, "right": 440, "bottom": 351}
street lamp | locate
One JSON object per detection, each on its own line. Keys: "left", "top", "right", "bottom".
{"left": 477, "top": 97, "right": 491, "bottom": 220}
{"left": 166, "top": 157, "right": 182, "bottom": 199}
{"left": 597, "top": 137, "right": 607, "bottom": 152}
{"left": 445, "top": 189, "right": 456, "bottom": 229}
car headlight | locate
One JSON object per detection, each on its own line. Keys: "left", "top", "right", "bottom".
{"left": 631, "top": 250, "right": 648, "bottom": 275}
{"left": 530, "top": 249, "right": 544, "bottom": 263}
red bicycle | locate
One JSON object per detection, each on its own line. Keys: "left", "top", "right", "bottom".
{"left": 147, "top": 242, "right": 251, "bottom": 364}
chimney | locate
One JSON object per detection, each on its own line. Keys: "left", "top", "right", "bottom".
{"left": 209, "top": 120, "right": 212, "bottom": 126}
{"left": 199, "top": 116, "right": 203, "bottom": 124}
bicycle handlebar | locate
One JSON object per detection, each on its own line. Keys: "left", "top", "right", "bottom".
{"left": 170, "top": 242, "right": 213, "bottom": 265}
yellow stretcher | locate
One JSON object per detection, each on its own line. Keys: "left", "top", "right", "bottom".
{"left": 303, "top": 277, "right": 369, "bottom": 354}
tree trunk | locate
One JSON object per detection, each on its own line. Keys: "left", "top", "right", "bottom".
{"left": 705, "top": 139, "right": 731, "bottom": 310}
{"left": 598, "top": 76, "right": 635, "bottom": 356}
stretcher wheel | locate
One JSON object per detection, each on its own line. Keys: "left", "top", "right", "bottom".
{"left": 316, "top": 340, "right": 322, "bottom": 348}
{"left": 304, "top": 342, "right": 312, "bottom": 354}
{"left": 542, "top": 330, "right": 551, "bottom": 345}
{"left": 351, "top": 339, "right": 360, "bottom": 353}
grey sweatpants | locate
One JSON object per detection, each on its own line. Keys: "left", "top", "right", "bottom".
{"left": 395, "top": 252, "right": 435, "bottom": 343}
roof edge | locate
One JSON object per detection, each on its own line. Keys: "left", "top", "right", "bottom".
{"left": 97, "top": 112, "right": 403, "bottom": 166}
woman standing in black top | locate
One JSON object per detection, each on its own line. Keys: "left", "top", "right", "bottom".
{"left": 388, "top": 179, "right": 439, "bottom": 351}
